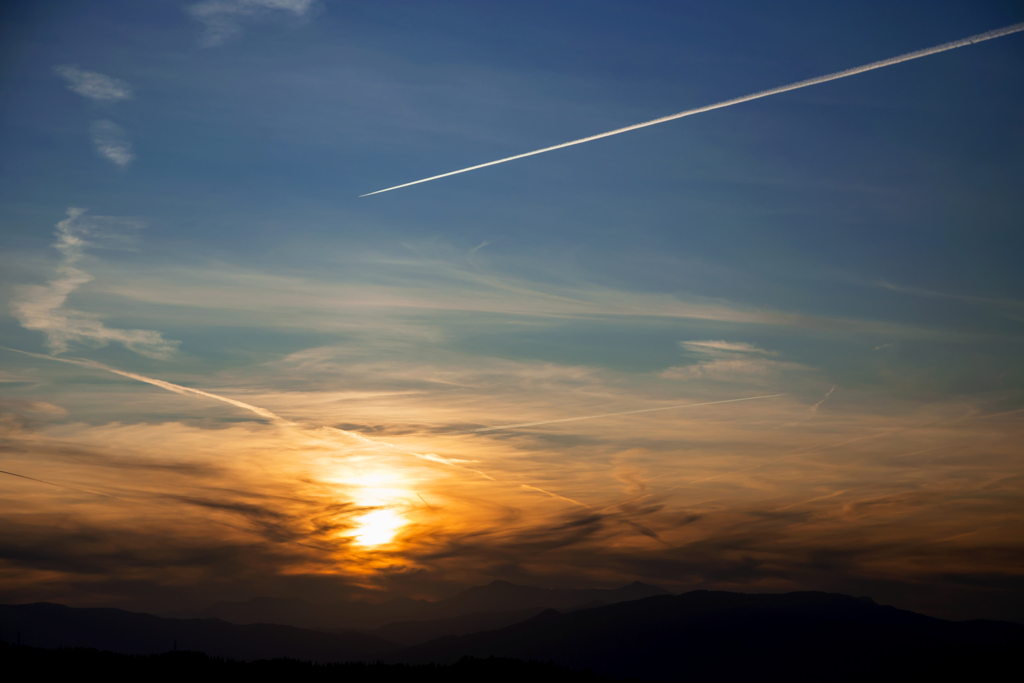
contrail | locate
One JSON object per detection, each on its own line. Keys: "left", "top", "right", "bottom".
{"left": 810, "top": 385, "right": 836, "bottom": 412}
{"left": 1, "top": 347, "right": 284, "bottom": 424}
{"left": 472, "top": 394, "right": 787, "bottom": 433}
{"left": 0, "top": 468, "right": 120, "bottom": 499}
{"left": 2, "top": 348, "right": 781, "bottom": 514}
{"left": 0, "top": 348, "right": 504, "bottom": 484}
{"left": 361, "top": 22, "right": 1024, "bottom": 196}
{"left": 520, "top": 483, "right": 592, "bottom": 508}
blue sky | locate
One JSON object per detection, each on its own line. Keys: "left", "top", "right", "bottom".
{"left": 1, "top": 1, "right": 1023, "bottom": 620}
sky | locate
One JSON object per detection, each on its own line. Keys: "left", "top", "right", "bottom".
{"left": 1, "top": 0, "right": 1023, "bottom": 622}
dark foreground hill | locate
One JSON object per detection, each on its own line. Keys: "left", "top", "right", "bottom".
{"left": 362, "top": 606, "right": 549, "bottom": 646}
{"left": 0, "top": 643, "right": 614, "bottom": 683}
{"left": 4, "top": 590, "right": 1023, "bottom": 681}
{"left": 186, "top": 580, "right": 669, "bottom": 630}
{"left": 387, "top": 590, "right": 1024, "bottom": 682}
{"left": 0, "top": 602, "right": 394, "bottom": 662}
{"left": 351, "top": 582, "right": 669, "bottom": 645}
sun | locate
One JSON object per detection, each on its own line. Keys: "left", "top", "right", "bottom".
{"left": 351, "top": 508, "right": 405, "bottom": 547}
{"left": 324, "top": 464, "right": 413, "bottom": 547}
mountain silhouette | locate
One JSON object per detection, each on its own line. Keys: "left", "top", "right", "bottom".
{"left": 5, "top": 589, "right": 1022, "bottom": 681}
{"left": 187, "top": 595, "right": 430, "bottom": 630}
{"left": 0, "top": 603, "right": 394, "bottom": 663}
{"left": 184, "top": 580, "right": 669, "bottom": 631}
{"left": 364, "top": 606, "right": 549, "bottom": 646}
{"left": 385, "top": 590, "right": 1024, "bottom": 681}
{"left": 422, "top": 580, "right": 670, "bottom": 619}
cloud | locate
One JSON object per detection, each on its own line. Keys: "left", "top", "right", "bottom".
{"left": 472, "top": 394, "right": 787, "bottom": 433}
{"left": 90, "top": 120, "right": 134, "bottom": 168}
{"left": 0, "top": 400, "right": 67, "bottom": 419}
{"left": 53, "top": 65, "right": 132, "bottom": 101}
{"left": 2, "top": 333, "right": 1022, "bottom": 619}
{"left": 186, "top": 0, "right": 316, "bottom": 47}
{"left": 660, "top": 359, "right": 806, "bottom": 382}
{"left": 87, "top": 251, "right": 932, "bottom": 340}
{"left": 663, "top": 340, "right": 804, "bottom": 383}
{"left": 49, "top": 69, "right": 136, "bottom": 166}
{"left": 679, "top": 340, "right": 774, "bottom": 356}
{"left": 9, "top": 209, "right": 178, "bottom": 359}
{"left": 615, "top": 466, "right": 648, "bottom": 495}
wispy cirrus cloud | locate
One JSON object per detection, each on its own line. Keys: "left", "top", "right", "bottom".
{"left": 53, "top": 65, "right": 132, "bottom": 101}
{"left": 2, "top": 368, "right": 1021, "bottom": 619}
{"left": 660, "top": 358, "right": 807, "bottom": 383}
{"left": 186, "top": 0, "right": 317, "bottom": 47}
{"left": 90, "top": 120, "right": 134, "bottom": 168}
{"left": 679, "top": 340, "right": 775, "bottom": 356}
{"left": 9, "top": 209, "right": 178, "bottom": 359}
{"left": 662, "top": 340, "right": 805, "bottom": 383}
{"left": 88, "top": 252, "right": 934, "bottom": 340}
{"left": 52, "top": 68, "right": 136, "bottom": 167}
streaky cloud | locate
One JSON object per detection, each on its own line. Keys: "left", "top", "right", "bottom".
{"left": 361, "top": 22, "right": 1024, "bottom": 196}
{"left": 0, "top": 347, "right": 504, "bottom": 486}
{"left": 679, "top": 405, "right": 1024, "bottom": 489}
{"left": 10, "top": 209, "right": 176, "bottom": 359}
{"left": 680, "top": 340, "right": 773, "bottom": 355}
{"left": 2, "top": 348, "right": 717, "bottom": 513}
{"left": 471, "top": 394, "right": 787, "bottom": 433}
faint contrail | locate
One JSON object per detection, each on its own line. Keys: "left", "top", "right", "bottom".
{"left": 2, "top": 347, "right": 285, "bottom": 424}
{"left": 0, "top": 468, "right": 120, "bottom": 499}
{"left": 1, "top": 348, "right": 780, "bottom": 512}
{"left": 810, "top": 385, "right": 836, "bottom": 412}
{"left": 0, "top": 347, "right": 503, "bottom": 481}
{"left": 361, "top": 22, "right": 1024, "bottom": 196}
{"left": 520, "top": 483, "right": 592, "bottom": 508}
{"left": 472, "top": 394, "right": 787, "bottom": 433}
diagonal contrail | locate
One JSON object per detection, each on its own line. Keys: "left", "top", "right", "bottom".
{"left": 3, "top": 347, "right": 599, "bottom": 512}
{"left": 0, "top": 348, "right": 503, "bottom": 485}
{"left": 2, "top": 347, "right": 284, "bottom": 423}
{"left": 471, "top": 394, "right": 787, "bottom": 433}
{"left": 361, "top": 22, "right": 1024, "bottom": 197}
{"left": 0, "top": 468, "right": 120, "bottom": 499}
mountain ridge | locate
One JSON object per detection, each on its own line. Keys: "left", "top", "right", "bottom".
{"left": 385, "top": 590, "right": 1024, "bottom": 681}
{"left": 177, "top": 579, "right": 670, "bottom": 630}
{"left": 0, "top": 602, "right": 395, "bottom": 663}
{"left": 5, "top": 589, "right": 1022, "bottom": 681}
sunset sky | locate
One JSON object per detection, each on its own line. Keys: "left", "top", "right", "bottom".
{"left": 1, "top": 1, "right": 1023, "bottom": 623}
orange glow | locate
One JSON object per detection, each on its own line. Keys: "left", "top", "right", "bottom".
{"left": 350, "top": 508, "right": 405, "bottom": 547}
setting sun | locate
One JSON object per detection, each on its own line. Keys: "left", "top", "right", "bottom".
{"left": 350, "top": 508, "right": 406, "bottom": 547}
